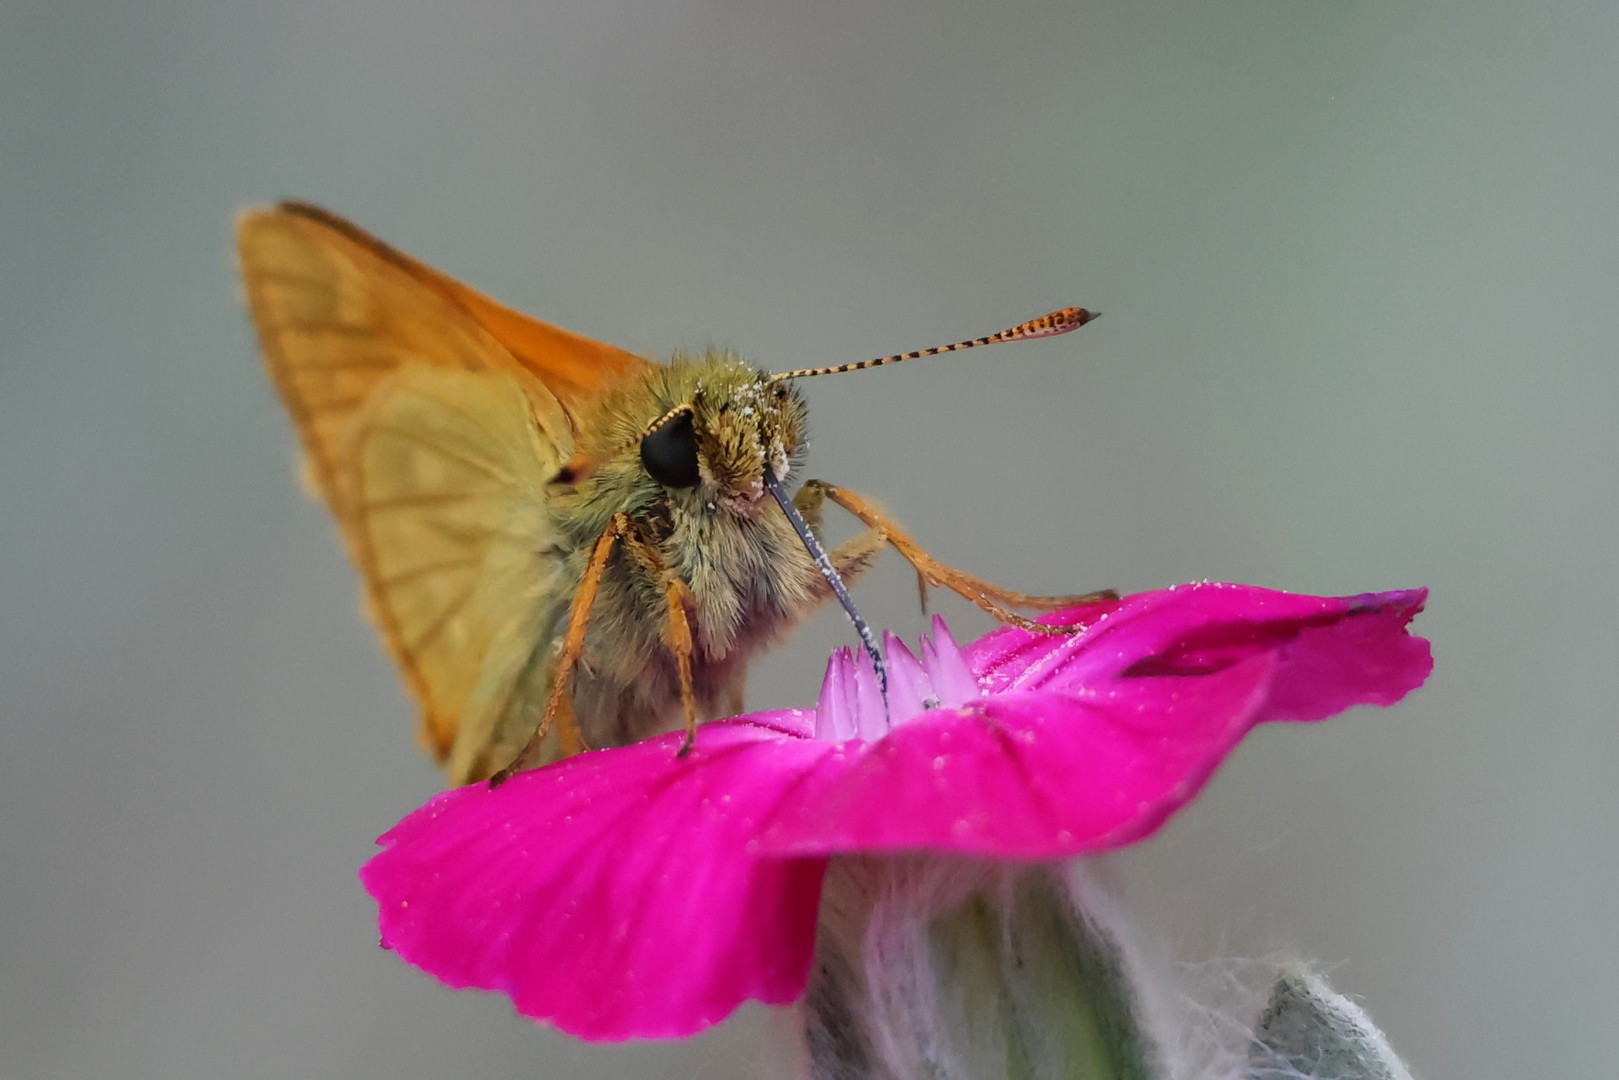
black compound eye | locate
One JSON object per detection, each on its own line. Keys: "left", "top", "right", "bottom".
{"left": 640, "top": 411, "right": 701, "bottom": 488}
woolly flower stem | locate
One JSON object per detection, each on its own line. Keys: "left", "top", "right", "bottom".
{"left": 802, "top": 858, "right": 1155, "bottom": 1080}
{"left": 797, "top": 858, "right": 1414, "bottom": 1080}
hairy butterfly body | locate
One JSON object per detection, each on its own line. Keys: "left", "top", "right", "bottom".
{"left": 237, "top": 202, "right": 1101, "bottom": 785}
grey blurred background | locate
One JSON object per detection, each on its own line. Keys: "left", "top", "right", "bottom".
{"left": 3, "top": 2, "right": 1615, "bottom": 1077}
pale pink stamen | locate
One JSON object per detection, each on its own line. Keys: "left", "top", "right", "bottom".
{"left": 814, "top": 622, "right": 985, "bottom": 743}
{"left": 882, "top": 631, "right": 933, "bottom": 721}
{"left": 813, "top": 651, "right": 858, "bottom": 742}
{"left": 921, "top": 616, "right": 979, "bottom": 709}
{"left": 849, "top": 646, "right": 887, "bottom": 739}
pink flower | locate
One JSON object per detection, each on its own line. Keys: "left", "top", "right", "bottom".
{"left": 360, "top": 583, "right": 1430, "bottom": 1041}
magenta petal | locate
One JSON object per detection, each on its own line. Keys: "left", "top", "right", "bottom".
{"left": 761, "top": 586, "right": 1430, "bottom": 859}
{"left": 360, "top": 713, "right": 836, "bottom": 1041}
{"left": 971, "top": 584, "right": 1431, "bottom": 713}
{"left": 757, "top": 658, "right": 1277, "bottom": 858}
{"left": 1246, "top": 590, "right": 1432, "bottom": 722}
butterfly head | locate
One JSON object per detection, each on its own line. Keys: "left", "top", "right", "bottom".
{"left": 655, "top": 357, "right": 806, "bottom": 516}
{"left": 560, "top": 353, "right": 807, "bottom": 518}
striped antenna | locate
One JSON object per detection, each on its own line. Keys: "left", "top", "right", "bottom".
{"left": 639, "top": 401, "right": 694, "bottom": 440}
{"left": 551, "top": 401, "right": 695, "bottom": 485}
{"left": 767, "top": 306, "right": 1097, "bottom": 383}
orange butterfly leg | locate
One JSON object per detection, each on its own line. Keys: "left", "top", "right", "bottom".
{"left": 798, "top": 480, "right": 1115, "bottom": 636}
{"left": 663, "top": 577, "right": 699, "bottom": 755}
{"left": 618, "top": 529, "right": 701, "bottom": 756}
{"left": 489, "top": 514, "right": 628, "bottom": 785}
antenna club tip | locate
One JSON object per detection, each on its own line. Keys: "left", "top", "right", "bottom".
{"left": 1016, "top": 306, "right": 1099, "bottom": 339}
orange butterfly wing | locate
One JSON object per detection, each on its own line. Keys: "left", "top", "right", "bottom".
{"left": 236, "top": 203, "right": 650, "bottom": 773}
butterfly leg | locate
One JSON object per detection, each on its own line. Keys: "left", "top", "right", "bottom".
{"left": 798, "top": 480, "right": 1116, "bottom": 636}
{"left": 489, "top": 513, "right": 629, "bottom": 786}
{"left": 827, "top": 528, "right": 887, "bottom": 583}
{"left": 616, "top": 528, "right": 701, "bottom": 757}
{"left": 798, "top": 479, "right": 935, "bottom": 611}
{"left": 793, "top": 483, "right": 893, "bottom": 596}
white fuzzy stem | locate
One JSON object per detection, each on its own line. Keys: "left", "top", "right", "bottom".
{"left": 793, "top": 857, "right": 1415, "bottom": 1080}
{"left": 800, "top": 857, "right": 1158, "bottom": 1080}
